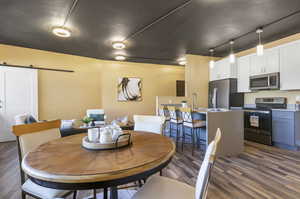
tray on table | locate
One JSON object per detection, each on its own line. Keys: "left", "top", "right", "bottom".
{"left": 82, "top": 133, "right": 132, "bottom": 150}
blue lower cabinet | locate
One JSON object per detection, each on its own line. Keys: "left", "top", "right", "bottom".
{"left": 272, "top": 110, "right": 299, "bottom": 150}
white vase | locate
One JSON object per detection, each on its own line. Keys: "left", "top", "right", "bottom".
{"left": 99, "top": 128, "right": 113, "bottom": 144}
{"left": 88, "top": 128, "right": 99, "bottom": 143}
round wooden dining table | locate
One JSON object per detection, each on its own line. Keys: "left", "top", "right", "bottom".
{"left": 22, "top": 131, "right": 175, "bottom": 199}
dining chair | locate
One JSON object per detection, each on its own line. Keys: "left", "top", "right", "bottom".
{"left": 180, "top": 107, "right": 206, "bottom": 156}
{"left": 167, "top": 106, "right": 183, "bottom": 147}
{"left": 158, "top": 105, "right": 170, "bottom": 136}
{"left": 12, "top": 120, "right": 77, "bottom": 199}
{"left": 131, "top": 128, "right": 222, "bottom": 199}
{"left": 133, "top": 115, "right": 165, "bottom": 134}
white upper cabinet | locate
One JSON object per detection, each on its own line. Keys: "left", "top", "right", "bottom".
{"left": 250, "top": 48, "right": 280, "bottom": 76}
{"left": 265, "top": 48, "right": 280, "bottom": 73}
{"left": 280, "top": 40, "right": 300, "bottom": 90}
{"left": 237, "top": 55, "right": 251, "bottom": 93}
{"left": 209, "top": 57, "right": 237, "bottom": 81}
{"left": 250, "top": 54, "right": 265, "bottom": 75}
{"left": 209, "top": 61, "right": 218, "bottom": 81}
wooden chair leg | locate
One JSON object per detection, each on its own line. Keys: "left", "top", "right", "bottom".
{"left": 160, "top": 170, "right": 163, "bottom": 176}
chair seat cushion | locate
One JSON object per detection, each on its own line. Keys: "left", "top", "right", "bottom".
{"left": 170, "top": 118, "right": 183, "bottom": 124}
{"left": 22, "top": 179, "right": 71, "bottom": 199}
{"left": 183, "top": 120, "right": 206, "bottom": 128}
{"left": 165, "top": 117, "right": 170, "bottom": 121}
{"left": 132, "top": 176, "right": 195, "bottom": 199}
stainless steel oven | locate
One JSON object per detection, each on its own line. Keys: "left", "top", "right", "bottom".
{"left": 250, "top": 72, "right": 280, "bottom": 90}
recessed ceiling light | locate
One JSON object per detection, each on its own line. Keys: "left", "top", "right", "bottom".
{"left": 112, "top": 41, "right": 126, "bottom": 49}
{"left": 177, "top": 57, "right": 186, "bottom": 65}
{"left": 177, "top": 57, "right": 186, "bottom": 62}
{"left": 52, "top": 26, "right": 71, "bottom": 38}
{"left": 179, "top": 60, "right": 187, "bottom": 65}
{"left": 115, "top": 55, "right": 126, "bottom": 61}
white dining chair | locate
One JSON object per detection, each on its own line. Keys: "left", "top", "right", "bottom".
{"left": 131, "top": 128, "right": 222, "bottom": 199}
{"left": 133, "top": 115, "right": 165, "bottom": 134}
{"left": 12, "top": 120, "right": 77, "bottom": 199}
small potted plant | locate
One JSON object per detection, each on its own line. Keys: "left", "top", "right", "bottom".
{"left": 81, "top": 116, "right": 93, "bottom": 127}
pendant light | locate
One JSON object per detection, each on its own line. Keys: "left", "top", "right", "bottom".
{"left": 209, "top": 49, "right": 215, "bottom": 69}
{"left": 229, "top": 40, "right": 236, "bottom": 64}
{"left": 256, "top": 28, "right": 264, "bottom": 56}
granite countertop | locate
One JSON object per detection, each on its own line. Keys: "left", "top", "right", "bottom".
{"left": 244, "top": 104, "right": 300, "bottom": 112}
{"left": 271, "top": 108, "right": 300, "bottom": 112}
{"left": 194, "top": 108, "right": 231, "bottom": 113}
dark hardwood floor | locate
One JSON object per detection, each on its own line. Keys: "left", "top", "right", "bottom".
{"left": 1, "top": 140, "right": 300, "bottom": 199}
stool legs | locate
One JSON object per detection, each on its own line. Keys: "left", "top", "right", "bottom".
{"left": 182, "top": 126, "right": 185, "bottom": 152}
{"left": 169, "top": 122, "right": 172, "bottom": 137}
{"left": 192, "top": 128, "right": 195, "bottom": 156}
{"left": 176, "top": 124, "right": 179, "bottom": 148}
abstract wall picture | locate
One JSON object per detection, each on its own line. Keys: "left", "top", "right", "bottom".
{"left": 118, "top": 77, "right": 142, "bottom": 101}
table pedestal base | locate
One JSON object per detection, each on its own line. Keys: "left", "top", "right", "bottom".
{"left": 85, "top": 189, "right": 136, "bottom": 199}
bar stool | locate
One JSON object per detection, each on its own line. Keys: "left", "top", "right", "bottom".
{"left": 167, "top": 106, "right": 183, "bottom": 148}
{"left": 158, "top": 105, "right": 170, "bottom": 136}
{"left": 180, "top": 107, "right": 206, "bottom": 156}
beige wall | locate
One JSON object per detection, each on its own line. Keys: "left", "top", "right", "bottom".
{"left": 0, "top": 44, "right": 184, "bottom": 120}
{"left": 236, "top": 33, "right": 300, "bottom": 105}
{"left": 185, "top": 54, "right": 213, "bottom": 108}
{"left": 100, "top": 61, "right": 184, "bottom": 121}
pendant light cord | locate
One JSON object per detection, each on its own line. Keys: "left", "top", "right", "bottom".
{"left": 62, "top": 0, "right": 80, "bottom": 27}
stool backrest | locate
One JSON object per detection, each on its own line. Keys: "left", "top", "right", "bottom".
{"left": 158, "top": 106, "right": 169, "bottom": 118}
{"left": 133, "top": 115, "right": 165, "bottom": 134}
{"left": 179, "top": 107, "right": 193, "bottom": 123}
{"left": 167, "top": 106, "right": 180, "bottom": 121}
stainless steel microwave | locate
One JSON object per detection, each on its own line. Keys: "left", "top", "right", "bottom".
{"left": 250, "top": 72, "right": 280, "bottom": 90}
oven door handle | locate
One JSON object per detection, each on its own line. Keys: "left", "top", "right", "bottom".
{"left": 244, "top": 110, "right": 270, "bottom": 114}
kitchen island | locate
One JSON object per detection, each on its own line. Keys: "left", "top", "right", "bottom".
{"left": 194, "top": 108, "right": 244, "bottom": 157}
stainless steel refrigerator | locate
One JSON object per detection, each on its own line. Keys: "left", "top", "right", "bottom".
{"left": 208, "top": 78, "right": 244, "bottom": 109}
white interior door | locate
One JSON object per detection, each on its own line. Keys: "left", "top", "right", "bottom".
{"left": 0, "top": 66, "right": 38, "bottom": 142}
